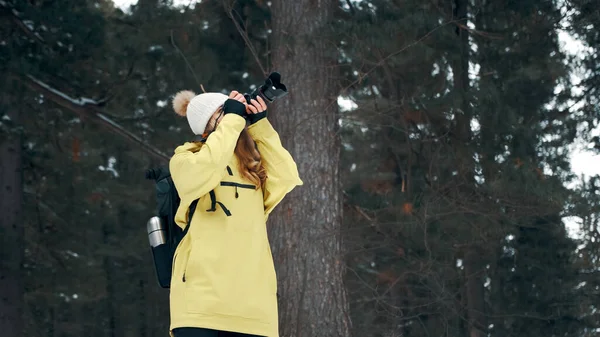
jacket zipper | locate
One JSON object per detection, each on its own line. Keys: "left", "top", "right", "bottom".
{"left": 220, "top": 181, "right": 255, "bottom": 189}
{"left": 220, "top": 181, "right": 254, "bottom": 199}
{"left": 172, "top": 252, "right": 188, "bottom": 283}
{"left": 182, "top": 256, "right": 189, "bottom": 282}
{"left": 176, "top": 250, "right": 190, "bottom": 283}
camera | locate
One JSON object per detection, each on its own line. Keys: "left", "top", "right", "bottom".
{"left": 244, "top": 72, "right": 288, "bottom": 104}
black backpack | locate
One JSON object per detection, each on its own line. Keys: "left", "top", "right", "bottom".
{"left": 145, "top": 166, "right": 198, "bottom": 288}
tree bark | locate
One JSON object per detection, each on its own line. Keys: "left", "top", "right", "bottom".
{"left": 268, "top": 1, "right": 351, "bottom": 336}
{"left": 451, "top": 0, "right": 487, "bottom": 336}
{"left": 0, "top": 90, "right": 24, "bottom": 337}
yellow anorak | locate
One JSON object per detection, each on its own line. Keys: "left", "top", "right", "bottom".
{"left": 169, "top": 114, "right": 302, "bottom": 337}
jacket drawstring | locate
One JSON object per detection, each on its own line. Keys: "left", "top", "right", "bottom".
{"left": 206, "top": 190, "right": 232, "bottom": 216}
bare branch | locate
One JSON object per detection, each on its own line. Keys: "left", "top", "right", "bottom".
{"left": 0, "top": 1, "right": 45, "bottom": 43}
{"left": 341, "top": 19, "right": 460, "bottom": 95}
{"left": 222, "top": 0, "right": 268, "bottom": 76}
{"left": 170, "top": 29, "right": 204, "bottom": 90}
{"left": 20, "top": 74, "right": 170, "bottom": 163}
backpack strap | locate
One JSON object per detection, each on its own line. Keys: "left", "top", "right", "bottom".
{"left": 182, "top": 199, "right": 199, "bottom": 236}
{"left": 188, "top": 137, "right": 231, "bottom": 217}
{"left": 206, "top": 190, "right": 232, "bottom": 216}
{"left": 183, "top": 190, "right": 231, "bottom": 237}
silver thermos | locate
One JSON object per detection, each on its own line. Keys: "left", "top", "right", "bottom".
{"left": 147, "top": 216, "right": 167, "bottom": 247}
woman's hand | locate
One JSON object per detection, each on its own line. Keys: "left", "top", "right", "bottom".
{"left": 246, "top": 96, "right": 267, "bottom": 114}
{"left": 229, "top": 90, "right": 246, "bottom": 104}
{"left": 223, "top": 90, "right": 248, "bottom": 118}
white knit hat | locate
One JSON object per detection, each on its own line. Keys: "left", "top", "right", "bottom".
{"left": 172, "top": 91, "right": 229, "bottom": 135}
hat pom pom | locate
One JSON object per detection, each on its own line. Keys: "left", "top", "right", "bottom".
{"left": 172, "top": 90, "right": 196, "bottom": 116}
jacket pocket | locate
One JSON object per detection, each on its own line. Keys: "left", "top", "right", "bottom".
{"left": 181, "top": 250, "right": 191, "bottom": 283}
{"left": 173, "top": 244, "right": 191, "bottom": 284}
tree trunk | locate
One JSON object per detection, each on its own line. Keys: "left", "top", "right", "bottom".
{"left": 103, "top": 222, "right": 117, "bottom": 337}
{"left": 451, "top": 0, "right": 487, "bottom": 336}
{"left": 268, "top": 1, "right": 351, "bottom": 336}
{"left": 0, "top": 91, "right": 24, "bottom": 337}
{"left": 464, "top": 249, "right": 486, "bottom": 337}
{"left": 138, "top": 280, "right": 147, "bottom": 337}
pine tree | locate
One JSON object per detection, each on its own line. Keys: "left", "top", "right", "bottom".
{"left": 3, "top": 0, "right": 597, "bottom": 336}
{"left": 336, "top": 0, "right": 590, "bottom": 336}
{"left": 1, "top": 1, "right": 107, "bottom": 335}
{"left": 0, "top": 84, "right": 25, "bottom": 337}
{"left": 564, "top": 0, "right": 600, "bottom": 152}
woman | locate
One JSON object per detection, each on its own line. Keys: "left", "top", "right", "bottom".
{"left": 168, "top": 89, "right": 302, "bottom": 337}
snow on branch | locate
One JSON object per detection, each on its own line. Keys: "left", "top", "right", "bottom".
{"left": 23, "top": 75, "right": 170, "bottom": 163}
{"left": 27, "top": 76, "right": 99, "bottom": 106}
{"left": 1, "top": 1, "right": 45, "bottom": 43}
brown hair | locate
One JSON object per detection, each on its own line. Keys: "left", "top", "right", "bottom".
{"left": 205, "top": 108, "right": 267, "bottom": 189}
{"left": 235, "top": 128, "right": 267, "bottom": 188}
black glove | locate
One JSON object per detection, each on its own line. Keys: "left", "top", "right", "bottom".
{"left": 247, "top": 111, "right": 267, "bottom": 124}
{"left": 222, "top": 99, "right": 247, "bottom": 118}
{"left": 245, "top": 97, "right": 268, "bottom": 124}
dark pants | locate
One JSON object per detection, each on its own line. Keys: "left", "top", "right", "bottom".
{"left": 172, "top": 327, "right": 264, "bottom": 337}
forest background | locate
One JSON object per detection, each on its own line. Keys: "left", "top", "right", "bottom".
{"left": 1, "top": 0, "right": 600, "bottom": 337}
